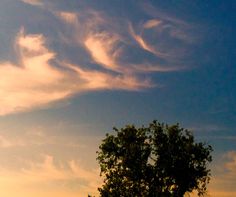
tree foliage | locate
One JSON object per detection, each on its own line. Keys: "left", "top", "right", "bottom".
{"left": 97, "top": 121, "right": 213, "bottom": 197}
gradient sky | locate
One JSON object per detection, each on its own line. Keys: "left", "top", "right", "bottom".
{"left": 0, "top": 0, "right": 235, "bottom": 196}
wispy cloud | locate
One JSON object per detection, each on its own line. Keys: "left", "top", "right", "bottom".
{"left": 20, "top": 155, "right": 100, "bottom": 186}
{"left": 57, "top": 12, "right": 78, "bottom": 24}
{"left": 129, "top": 22, "right": 168, "bottom": 58}
{"left": 55, "top": 8, "right": 187, "bottom": 72}
{"left": 84, "top": 32, "right": 121, "bottom": 71}
{"left": 0, "top": 155, "right": 101, "bottom": 197}
{"left": 67, "top": 63, "right": 152, "bottom": 90}
{"left": 20, "top": 0, "right": 43, "bottom": 6}
{"left": 205, "top": 151, "right": 236, "bottom": 197}
{"left": 186, "top": 151, "right": 236, "bottom": 197}
{"left": 143, "top": 19, "right": 162, "bottom": 29}
{"left": 0, "top": 135, "right": 16, "bottom": 148}
{"left": 0, "top": 2, "right": 196, "bottom": 115}
{"left": 0, "top": 28, "right": 152, "bottom": 115}
{"left": 224, "top": 151, "right": 236, "bottom": 176}
{"left": 0, "top": 29, "right": 70, "bottom": 115}
{"left": 0, "top": 122, "right": 102, "bottom": 196}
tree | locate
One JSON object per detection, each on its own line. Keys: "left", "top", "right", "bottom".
{"left": 97, "top": 120, "right": 213, "bottom": 197}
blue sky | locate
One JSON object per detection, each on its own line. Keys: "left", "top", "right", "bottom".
{"left": 0, "top": 0, "right": 235, "bottom": 196}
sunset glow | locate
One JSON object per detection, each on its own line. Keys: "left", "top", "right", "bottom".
{"left": 0, "top": 1, "right": 235, "bottom": 196}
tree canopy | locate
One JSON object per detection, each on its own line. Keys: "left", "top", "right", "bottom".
{"left": 97, "top": 120, "right": 213, "bottom": 197}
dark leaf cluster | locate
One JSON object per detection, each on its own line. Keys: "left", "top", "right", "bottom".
{"left": 97, "top": 121, "right": 212, "bottom": 197}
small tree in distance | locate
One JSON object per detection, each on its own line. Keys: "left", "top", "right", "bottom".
{"left": 97, "top": 120, "right": 213, "bottom": 197}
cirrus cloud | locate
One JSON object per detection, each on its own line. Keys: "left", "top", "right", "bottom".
{"left": 20, "top": 0, "right": 43, "bottom": 6}
{"left": 0, "top": 28, "right": 153, "bottom": 116}
{"left": 0, "top": 29, "right": 68, "bottom": 115}
{"left": 1, "top": 2, "right": 196, "bottom": 116}
{"left": 0, "top": 154, "right": 101, "bottom": 197}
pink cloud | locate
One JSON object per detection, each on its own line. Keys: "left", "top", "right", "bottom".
{"left": 0, "top": 28, "right": 153, "bottom": 115}
{"left": 0, "top": 7, "right": 192, "bottom": 116}
{"left": 84, "top": 32, "right": 121, "bottom": 72}
{"left": 20, "top": 0, "right": 43, "bottom": 6}
{"left": 0, "top": 29, "right": 69, "bottom": 115}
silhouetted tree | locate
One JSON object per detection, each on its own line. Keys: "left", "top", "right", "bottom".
{"left": 97, "top": 120, "right": 212, "bottom": 197}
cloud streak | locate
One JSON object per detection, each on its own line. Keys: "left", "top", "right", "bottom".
{"left": 0, "top": 29, "right": 70, "bottom": 115}
{"left": 20, "top": 0, "right": 43, "bottom": 6}
{"left": 0, "top": 2, "right": 196, "bottom": 115}
{"left": 205, "top": 151, "right": 236, "bottom": 197}
{"left": 55, "top": 8, "right": 188, "bottom": 72}
{"left": 128, "top": 22, "right": 168, "bottom": 58}
{"left": 0, "top": 28, "right": 153, "bottom": 115}
{"left": 143, "top": 19, "right": 162, "bottom": 29}
{"left": 67, "top": 63, "right": 152, "bottom": 90}
{"left": 84, "top": 32, "right": 120, "bottom": 71}
{"left": 0, "top": 155, "right": 101, "bottom": 197}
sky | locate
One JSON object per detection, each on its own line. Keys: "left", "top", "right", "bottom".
{"left": 0, "top": 0, "right": 235, "bottom": 196}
